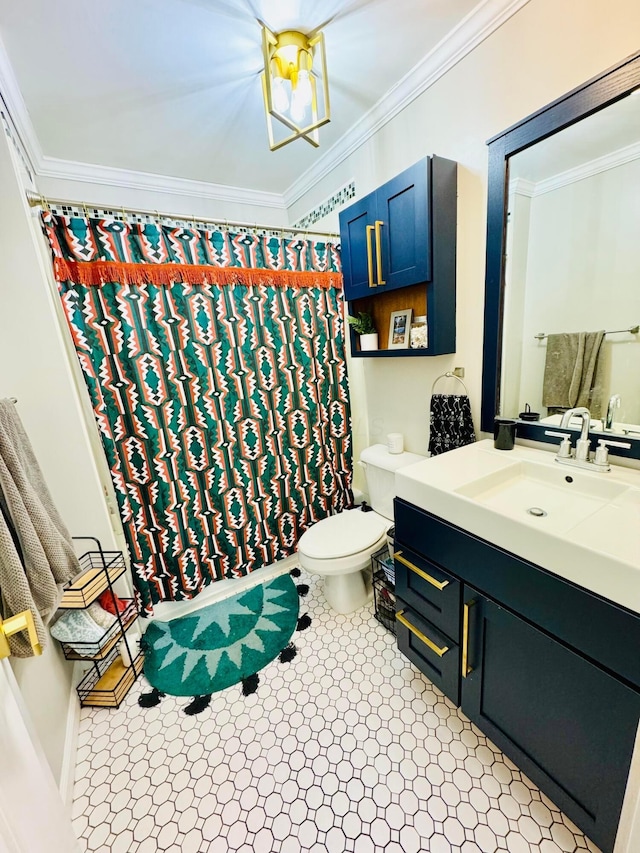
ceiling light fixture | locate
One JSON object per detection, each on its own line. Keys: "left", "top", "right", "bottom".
{"left": 261, "top": 25, "right": 330, "bottom": 151}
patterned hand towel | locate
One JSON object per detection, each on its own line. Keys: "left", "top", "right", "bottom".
{"left": 428, "top": 394, "right": 476, "bottom": 456}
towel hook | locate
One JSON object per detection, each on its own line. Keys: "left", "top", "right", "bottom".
{"left": 431, "top": 371, "right": 469, "bottom": 396}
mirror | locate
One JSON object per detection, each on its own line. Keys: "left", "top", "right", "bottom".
{"left": 481, "top": 51, "right": 640, "bottom": 460}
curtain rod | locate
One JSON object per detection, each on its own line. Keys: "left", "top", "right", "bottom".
{"left": 25, "top": 192, "right": 340, "bottom": 240}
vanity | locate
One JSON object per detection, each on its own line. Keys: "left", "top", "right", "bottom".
{"left": 394, "top": 441, "right": 640, "bottom": 853}
{"left": 392, "top": 50, "right": 640, "bottom": 853}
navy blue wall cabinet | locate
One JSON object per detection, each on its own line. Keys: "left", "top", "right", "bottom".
{"left": 340, "top": 156, "right": 457, "bottom": 357}
{"left": 393, "top": 498, "right": 640, "bottom": 853}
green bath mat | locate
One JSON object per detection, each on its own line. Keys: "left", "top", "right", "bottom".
{"left": 138, "top": 570, "right": 310, "bottom": 714}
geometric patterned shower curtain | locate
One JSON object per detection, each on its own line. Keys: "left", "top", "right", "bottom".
{"left": 41, "top": 212, "right": 352, "bottom": 615}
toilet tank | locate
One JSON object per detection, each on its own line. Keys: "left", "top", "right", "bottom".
{"left": 360, "top": 444, "right": 425, "bottom": 520}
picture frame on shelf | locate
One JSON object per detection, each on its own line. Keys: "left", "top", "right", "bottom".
{"left": 388, "top": 309, "right": 412, "bottom": 349}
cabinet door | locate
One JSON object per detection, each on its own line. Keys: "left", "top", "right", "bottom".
{"left": 338, "top": 191, "right": 378, "bottom": 301}
{"left": 377, "top": 159, "right": 430, "bottom": 291}
{"left": 461, "top": 587, "right": 640, "bottom": 853}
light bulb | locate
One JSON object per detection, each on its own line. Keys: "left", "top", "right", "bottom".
{"left": 296, "top": 70, "right": 313, "bottom": 107}
{"left": 272, "top": 76, "right": 289, "bottom": 113}
{"left": 290, "top": 88, "right": 307, "bottom": 123}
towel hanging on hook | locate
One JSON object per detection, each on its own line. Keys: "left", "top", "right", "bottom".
{"left": 428, "top": 372, "right": 475, "bottom": 457}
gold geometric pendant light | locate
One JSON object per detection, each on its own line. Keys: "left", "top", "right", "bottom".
{"left": 261, "top": 25, "right": 330, "bottom": 151}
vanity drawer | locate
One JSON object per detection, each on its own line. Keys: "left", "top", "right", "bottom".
{"left": 396, "top": 601, "right": 460, "bottom": 706}
{"left": 395, "top": 546, "right": 460, "bottom": 639}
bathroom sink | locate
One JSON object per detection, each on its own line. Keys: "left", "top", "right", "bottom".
{"left": 395, "top": 440, "right": 640, "bottom": 614}
{"left": 454, "top": 460, "right": 630, "bottom": 534}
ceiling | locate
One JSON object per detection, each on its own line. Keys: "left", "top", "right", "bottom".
{"left": 0, "top": 0, "right": 480, "bottom": 195}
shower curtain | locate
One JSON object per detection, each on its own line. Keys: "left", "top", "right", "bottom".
{"left": 42, "top": 212, "right": 352, "bottom": 615}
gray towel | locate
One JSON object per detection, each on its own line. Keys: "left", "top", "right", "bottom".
{"left": 542, "top": 331, "right": 606, "bottom": 418}
{"left": 0, "top": 400, "right": 79, "bottom": 656}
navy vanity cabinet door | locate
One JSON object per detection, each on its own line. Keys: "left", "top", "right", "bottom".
{"left": 396, "top": 601, "right": 460, "bottom": 706}
{"left": 460, "top": 586, "right": 640, "bottom": 853}
{"left": 394, "top": 546, "right": 460, "bottom": 640}
{"left": 339, "top": 191, "right": 377, "bottom": 301}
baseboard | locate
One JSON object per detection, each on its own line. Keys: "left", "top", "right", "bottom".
{"left": 59, "top": 663, "right": 81, "bottom": 812}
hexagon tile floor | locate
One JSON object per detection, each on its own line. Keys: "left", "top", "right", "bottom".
{"left": 72, "top": 569, "right": 601, "bottom": 853}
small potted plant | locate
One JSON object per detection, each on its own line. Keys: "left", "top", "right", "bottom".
{"left": 347, "top": 311, "right": 378, "bottom": 351}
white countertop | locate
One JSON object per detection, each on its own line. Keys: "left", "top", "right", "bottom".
{"left": 395, "top": 439, "right": 640, "bottom": 615}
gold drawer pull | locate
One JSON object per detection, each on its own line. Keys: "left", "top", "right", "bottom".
{"left": 462, "top": 598, "right": 476, "bottom": 678}
{"left": 396, "top": 610, "right": 449, "bottom": 658}
{"left": 395, "top": 551, "right": 449, "bottom": 590}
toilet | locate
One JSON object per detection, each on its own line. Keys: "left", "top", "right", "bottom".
{"left": 297, "top": 444, "right": 425, "bottom": 614}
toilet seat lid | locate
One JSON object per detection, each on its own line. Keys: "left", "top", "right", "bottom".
{"left": 298, "top": 509, "right": 388, "bottom": 560}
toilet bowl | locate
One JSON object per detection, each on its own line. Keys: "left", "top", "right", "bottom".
{"left": 297, "top": 445, "right": 425, "bottom": 613}
{"left": 298, "top": 508, "right": 389, "bottom": 613}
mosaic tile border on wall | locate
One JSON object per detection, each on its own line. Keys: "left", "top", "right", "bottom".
{"left": 293, "top": 181, "right": 356, "bottom": 231}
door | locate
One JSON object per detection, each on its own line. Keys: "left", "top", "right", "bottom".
{"left": 0, "top": 658, "right": 80, "bottom": 852}
{"left": 377, "top": 158, "right": 430, "bottom": 291}
{"left": 338, "top": 190, "right": 378, "bottom": 300}
{"left": 461, "top": 587, "right": 640, "bottom": 853}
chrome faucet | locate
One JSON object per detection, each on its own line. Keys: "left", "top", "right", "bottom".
{"left": 545, "top": 405, "right": 631, "bottom": 471}
{"left": 604, "top": 394, "right": 621, "bottom": 431}
{"left": 560, "top": 407, "right": 592, "bottom": 461}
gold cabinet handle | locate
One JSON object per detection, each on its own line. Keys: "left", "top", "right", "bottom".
{"left": 397, "top": 610, "right": 449, "bottom": 657}
{"left": 374, "top": 220, "right": 385, "bottom": 285}
{"left": 0, "top": 610, "right": 42, "bottom": 659}
{"left": 394, "top": 551, "right": 449, "bottom": 590}
{"left": 366, "top": 224, "right": 376, "bottom": 287}
{"left": 462, "top": 599, "right": 475, "bottom": 678}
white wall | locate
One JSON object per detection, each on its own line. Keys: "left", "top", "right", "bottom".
{"left": 500, "top": 188, "right": 532, "bottom": 419}
{"left": 514, "top": 160, "right": 640, "bottom": 422}
{"left": 289, "top": 0, "right": 640, "bottom": 454}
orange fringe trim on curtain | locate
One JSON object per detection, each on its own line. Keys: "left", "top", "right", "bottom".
{"left": 53, "top": 258, "right": 343, "bottom": 290}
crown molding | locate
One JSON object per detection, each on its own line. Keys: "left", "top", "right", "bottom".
{"left": 36, "top": 155, "right": 286, "bottom": 209}
{"left": 0, "top": 31, "right": 43, "bottom": 173}
{"left": 509, "top": 177, "right": 536, "bottom": 197}
{"left": 509, "top": 140, "right": 640, "bottom": 198}
{"left": 283, "top": 0, "right": 532, "bottom": 208}
{"left": 532, "top": 140, "right": 640, "bottom": 196}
